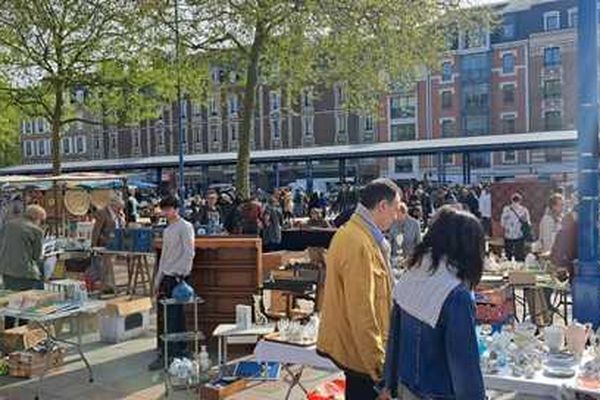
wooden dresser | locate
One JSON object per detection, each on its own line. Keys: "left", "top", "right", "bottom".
{"left": 185, "top": 237, "right": 262, "bottom": 338}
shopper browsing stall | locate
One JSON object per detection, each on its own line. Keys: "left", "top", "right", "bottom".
{"left": 379, "top": 207, "right": 485, "bottom": 400}
{"left": 0, "top": 204, "right": 46, "bottom": 290}
{"left": 90, "top": 194, "right": 126, "bottom": 292}
{"left": 148, "top": 195, "right": 195, "bottom": 371}
{"left": 317, "top": 178, "right": 402, "bottom": 400}
{"left": 500, "top": 193, "right": 531, "bottom": 261}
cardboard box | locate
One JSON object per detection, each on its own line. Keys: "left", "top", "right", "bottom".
{"left": 8, "top": 347, "right": 65, "bottom": 378}
{"left": 6, "top": 290, "right": 62, "bottom": 310}
{"left": 104, "top": 296, "right": 152, "bottom": 317}
{"left": 0, "top": 326, "right": 54, "bottom": 353}
{"left": 100, "top": 296, "right": 152, "bottom": 343}
{"left": 200, "top": 378, "right": 248, "bottom": 400}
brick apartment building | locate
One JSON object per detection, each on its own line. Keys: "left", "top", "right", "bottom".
{"left": 19, "top": 0, "right": 583, "bottom": 187}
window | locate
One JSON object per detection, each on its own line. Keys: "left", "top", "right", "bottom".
{"left": 24, "top": 141, "right": 33, "bottom": 157}
{"left": 502, "top": 84, "right": 515, "bottom": 104}
{"left": 192, "top": 102, "right": 202, "bottom": 117}
{"left": 544, "top": 79, "right": 561, "bottom": 99}
{"left": 502, "top": 53, "right": 515, "bottom": 74}
{"left": 193, "top": 126, "right": 201, "bottom": 143}
{"left": 441, "top": 91, "right": 452, "bottom": 109}
{"left": 211, "top": 125, "right": 220, "bottom": 142}
{"left": 501, "top": 116, "right": 516, "bottom": 134}
{"left": 133, "top": 130, "right": 140, "bottom": 149}
{"left": 303, "top": 116, "right": 314, "bottom": 136}
{"left": 503, "top": 151, "right": 517, "bottom": 164}
{"left": 465, "top": 116, "right": 488, "bottom": 136}
{"left": 180, "top": 99, "right": 187, "bottom": 120}
{"left": 391, "top": 124, "right": 416, "bottom": 141}
{"left": 270, "top": 91, "right": 280, "bottom": 111}
{"left": 37, "top": 118, "right": 45, "bottom": 133}
{"left": 334, "top": 84, "right": 345, "bottom": 105}
{"left": 463, "top": 27, "right": 488, "bottom": 49}
{"left": 470, "top": 152, "right": 491, "bottom": 168}
{"left": 26, "top": 120, "right": 32, "bottom": 134}
{"left": 211, "top": 67, "right": 223, "bottom": 84}
{"left": 441, "top": 120, "right": 456, "bottom": 138}
{"left": 93, "top": 136, "right": 101, "bottom": 151}
{"left": 74, "top": 88, "right": 85, "bottom": 104}
{"left": 336, "top": 114, "right": 347, "bottom": 133}
{"left": 461, "top": 53, "right": 490, "bottom": 81}
{"left": 303, "top": 90, "right": 313, "bottom": 109}
{"left": 395, "top": 158, "right": 414, "bottom": 173}
{"left": 271, "top": 118, "right": 281, "bottom": 138}
{"left": 209, "top": 96, "right": 219, "bottom": 116}
{"left": 62, "top": 137, "right": 72, "bottom": 155}
{"left": 37, "top": 140, "right": 48, "bottom": 156}
{"left": 545, "top": 148, "right": 562, "bottom": 162}
{"left": 464, "top": 84, "right": 489, "bottom": 112}
{"left": 568, "top": 8, "right": 578, "bottom": 28}
{"left": 229, "top": 123, "right": 238, "bottom": 142}
{"left": 76, "top": 136, "right": 86, "bottom": 153}
{"left": 545, "top": 111, "right": 562, "bottom": 131}
{"left": 502, "top": 16, "right": 516, "bottom": 39}
{"left": 228, "top": 94, "right": 239, "bottom": 116}
{"left": 544, "top": 11, "right": 560, "bottom": 31}
{"left": 229, "top": 71, "right": 238, "bottom": 84}
{"left": 441, "top": 62, "right": 453, "bottom": 82}
{"left": 544, "top": 47, "right": 561, "bottom": 67}
{"left": 110, "top": 134, "right": 118, "bottom": 150}
{"left": 390, "top": 94, "right": 416, "bottom": 119}
{"left": 364, "top": 115, "right": 374, "bottom": 132}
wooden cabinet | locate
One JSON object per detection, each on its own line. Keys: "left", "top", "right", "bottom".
{"left": 185, "top": 237, "right": 262, "bottom": 338}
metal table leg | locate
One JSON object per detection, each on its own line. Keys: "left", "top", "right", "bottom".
{"left": 283, "top": 364, "right": 308, "bottom": 400}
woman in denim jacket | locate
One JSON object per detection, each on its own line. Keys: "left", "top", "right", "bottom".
{"left": 380, "top": 207, "right": 486, "bottom": 400}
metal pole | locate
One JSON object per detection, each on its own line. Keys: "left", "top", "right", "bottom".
{"left": 175, "top": 0, "right": 185, "bottom": 206}
{"left": 573, "top": 0, "right": 600, "bottom": 327}
{"left": 338, "top": 159, "right": 346, "bottom": 183}
{"left": 273, "top": 163, "right": 280, "bottom": 189}
{"left": 306, "top": 160, "right": 314, "bottom": 193}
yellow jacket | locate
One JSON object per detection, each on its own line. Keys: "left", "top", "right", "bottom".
{"left": 317, "top": 214, "right": 392, "bottom": 381}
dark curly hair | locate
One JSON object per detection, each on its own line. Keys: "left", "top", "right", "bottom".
{"left": 408, "top": 206, "right": 484, "bottom": 289}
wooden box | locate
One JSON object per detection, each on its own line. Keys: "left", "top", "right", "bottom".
{"left": 8, "top": 347, "right": 65, "bottom": 378}
{"left": 509, "top": 271, "right": 537, "bottom": 286}
{"left": 200, "top": 378, "right": 248, "bottom": 400}
{"left": 0, "top": 325, "right": 53, "bottom": 353}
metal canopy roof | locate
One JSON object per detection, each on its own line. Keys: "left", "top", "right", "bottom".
{"left": 1, "top": 130, "right": 577, "bottom": 175}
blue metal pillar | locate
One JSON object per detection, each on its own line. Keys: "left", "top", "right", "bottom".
{"left": 306, "top": 160, "right": 314, "bottom": 193}
{"left": 338, "top": 159, "right": 346, "bottom": 183}
{"left": 273, "top": 163, "right": 280, "bottom": 189}
{"left": 463, "top": 153, "right": 471, "bottom": 185}
{"left": 201, "top": 164, "right": 209, "bottom": 192}
{"left": 156, "top": 167, "right": 162, "bottom": 186}
{"left": 574, "top": 0, "right": 600, "bottom": 327}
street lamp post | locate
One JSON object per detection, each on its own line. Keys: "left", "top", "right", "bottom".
{"left": 175, "top": 0, "right": 185, "bottom": 206}
{"left": 573, "top": 0, "right": 600, "bottom": 326}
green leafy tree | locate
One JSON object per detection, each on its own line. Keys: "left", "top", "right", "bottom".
{"left": 152, "top": 0, "right": 487, "bottom": 199}
{"left": 0, "top": 0, "right": 159, "bottom": 175}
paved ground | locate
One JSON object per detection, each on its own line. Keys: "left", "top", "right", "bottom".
{"left": 0, "top": 326, "right": 342, "bottom": 400}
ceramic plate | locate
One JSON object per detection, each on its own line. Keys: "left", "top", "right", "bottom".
{"left": 543, "top": 367, "right": 576, "bottom": 378}
{"left": 545, "top": 352, "right": 577, "bottom": 368}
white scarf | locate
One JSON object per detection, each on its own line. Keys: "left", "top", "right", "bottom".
{"left": 393, "top": 253, "right": 461, "bottom": 328}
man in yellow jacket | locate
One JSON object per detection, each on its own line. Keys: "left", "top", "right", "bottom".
{"left": 318, "top": 178, "right": 402, "bottom": 400}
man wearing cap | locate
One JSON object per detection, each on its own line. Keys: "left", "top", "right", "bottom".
{"left": 91, "top": 194, "right": 126, "bottom": 292}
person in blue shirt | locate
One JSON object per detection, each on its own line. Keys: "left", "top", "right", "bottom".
{"left": 380, "top": 206, "right": 485, "bottom": 400}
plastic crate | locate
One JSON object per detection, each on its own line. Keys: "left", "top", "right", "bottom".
{"left": 122, "top": 229, "right": 154, "bottom": 253}
{"left": 476, "top": 301, "right": 514, "bottom": 324}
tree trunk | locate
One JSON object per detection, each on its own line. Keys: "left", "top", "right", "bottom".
{"left": 51, "top": 80, "right": 64, "bottom": 176}
{"left": 236, "top": 26, "right": 264, "bottom": 200}
{"left": 51, "top": 80, "right": 64, "bottom": 235}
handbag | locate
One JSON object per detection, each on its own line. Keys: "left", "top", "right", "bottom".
{"left": 510, "top": 207, "right": 532, "bottom": 242}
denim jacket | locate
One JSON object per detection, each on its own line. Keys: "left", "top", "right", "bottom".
{"left": 383, "top": 285, "right": 485, "bottom": 400}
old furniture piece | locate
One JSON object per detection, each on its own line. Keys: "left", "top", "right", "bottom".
{"left": 157, "top": 237, "right": 263, "bottom": 340}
